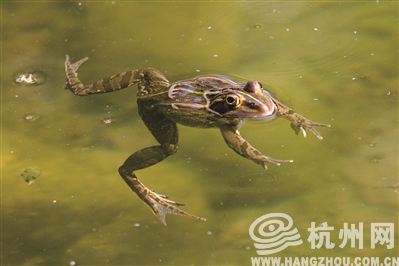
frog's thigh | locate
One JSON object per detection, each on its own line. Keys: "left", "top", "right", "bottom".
{"left": 138, "top": 104, "right": 178, "bottom": 151}
{"left": 118, "top": 114, "right": 178, "bottom": 172}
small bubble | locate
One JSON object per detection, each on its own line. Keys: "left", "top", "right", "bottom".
{"left": 286, "top": 28, "right": 290, "bottom": 32}
{"left": 207, "top": 231, "right": 213, "bottom": 235}
{"left": 213, "top": 54, "right": 218, "bottom": 58}
{"left": 24, "top": 113, "right": 39, "bottom": 122}
{"left": 314, "top": 27, "right": 319, "bottom": 31}
{"left": 134, "top": 223, "right": 140, "bottom": 227}
{"left": 102, "top": 118, "right": 114, "bottom": 125}
{"left": 70, "top": 261, "right": 76, "bottom": 266}
{"left": 253, "top": 24, "right": 262, "bottom": 29}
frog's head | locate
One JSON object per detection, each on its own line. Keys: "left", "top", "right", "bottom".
{"left": 208, "top": 80, "right": 275, "bottom": 119}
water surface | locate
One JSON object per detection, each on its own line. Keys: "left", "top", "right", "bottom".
{"left": 2, "top": 2, "right": 398, "bottom": 265}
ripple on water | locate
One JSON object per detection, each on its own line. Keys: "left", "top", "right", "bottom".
{"left": 223, "top": 168, "right": 279, "bottom": 194}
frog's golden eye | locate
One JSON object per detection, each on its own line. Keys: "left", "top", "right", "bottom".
{"left": 225, "top": 94, "right": 242, "bottom": 107}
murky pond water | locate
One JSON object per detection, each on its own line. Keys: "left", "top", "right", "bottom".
{"left": 2, "top": 2, "right": 398, "bottom": 265}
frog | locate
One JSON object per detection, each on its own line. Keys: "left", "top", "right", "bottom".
{"left": 64, "top": 55, "right": 330, "bottom": 225}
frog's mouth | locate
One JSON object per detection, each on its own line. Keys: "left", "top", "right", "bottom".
{"left": 219, "top": 103, "right": 276, "bottom": 119}
{"left": 223, "top": 110, "right": 276, "bottom": 120}
{"left": 253, "top": 111, "right": 276, "bottom": 120}
{"left": 254, "top": 101, "right": 276, "bottom": 120}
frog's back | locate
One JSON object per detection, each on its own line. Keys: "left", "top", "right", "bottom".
{"left": 155, "top": 77, "right": 241, "bottom": 128}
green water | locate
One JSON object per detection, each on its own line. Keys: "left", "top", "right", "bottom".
{"left": 2, "top": 2, "right": 398, "bottom": 265}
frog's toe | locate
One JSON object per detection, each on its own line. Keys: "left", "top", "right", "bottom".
{"left": 150, "top": 190, "right": 185, "bottom": 205}
{"left": 65, "top": 54, "right": 89, "bottom": 72}
{"left": 151, "top": 190, "right": 169, "bottom": 199}
{"left": 261, "top": 157, "right": 293, "bottom": 169}
{"left": 162, "top": 198, "right": 185, "bottom": 206}
{"left": 312, "top": 122, "right": 331, "bottom": 128}
{"left": 307, "top": 123, "right": 330, "bottom": 140}
{"left": 145, "top": 190, "right": 206, "bottom": 226}
{"left": 300, "top": 126, "right": 308, "bottom": 138}
{"left": 293, "top": 121, "right": 331, "bottom": 140}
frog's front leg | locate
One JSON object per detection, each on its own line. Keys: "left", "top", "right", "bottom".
{"left": 220, "top": 125, "right": 293, "bottom": 169}
{"left": 271, "top": 98, "right": 331, "bottom": 140}
{"left": 119, "top": 109, "right": 205, "bottom": 226}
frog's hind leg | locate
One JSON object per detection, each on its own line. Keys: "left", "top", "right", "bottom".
{"left": 118, "top": 111, "right": 205, "bottom": 225}
{"left": 64, "top": 54, "right": 143, "bottom": 96}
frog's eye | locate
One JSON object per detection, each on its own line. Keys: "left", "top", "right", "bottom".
{"left": 243, "top": 80, "right": 262, "bottom": 93}
{"left": 225, "top": 94, "right": 242, "bottom": 107}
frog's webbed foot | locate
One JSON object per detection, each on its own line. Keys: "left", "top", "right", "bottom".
{"left": 65, "top": 54, "right": 88, "bottom": 73}
{"left": 145, "top": 188, "right": 206, "bottom": 226}
{"left": 290, "top": 118, "right": 331, "bottom": 140}
{"left": 132, "top": 179, "right": 205, "bottom": 226}
{"left": 64, "top": 54, "right": 89, "bottom": 92}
